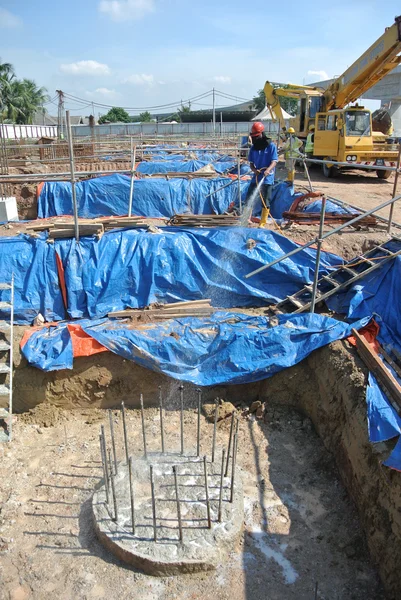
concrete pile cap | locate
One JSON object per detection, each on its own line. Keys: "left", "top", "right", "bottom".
{"left": 92, "top": 452, "right": 243, "bottom": 575}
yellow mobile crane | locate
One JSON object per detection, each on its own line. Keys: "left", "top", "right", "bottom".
{"left": 264, "top": 15, "right": 401, "bottom": 178}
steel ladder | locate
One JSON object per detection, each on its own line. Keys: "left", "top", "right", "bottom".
{"left": 0, "top": 276, "right": 14, "bottom": 442}
{"left": 275, "top": 238, "right": 401, "bottom": 314}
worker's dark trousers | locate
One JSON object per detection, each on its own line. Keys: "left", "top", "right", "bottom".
{"left": 244, "top": 182, "right": 273, "bottom": 215}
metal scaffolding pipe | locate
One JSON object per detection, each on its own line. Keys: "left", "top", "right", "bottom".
{"left": 388, "top": 145, "right": 401, "bottom": 234}
{"left": 245, "top": 192, "right": 401, "bottom": 279}
{"left": 66, "top": 110, "right": 79, "bottom": 242}
{"left": 303, "top": 156, "right": 401, "bottom": 173}
{"left": 309, "top": 197, "right": 326, "bottom": 314}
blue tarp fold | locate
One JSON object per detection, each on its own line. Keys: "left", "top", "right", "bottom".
{"left": 0, "top": 234, "right": 65, "bottom": 324}
{"left": 21, "top": 312, "right": 369, "bottom": 383}
{"left": 38, "top": 174, "right": 251, "bottom": 219}
{"left": 54, "top": 227, "right": 341, "bottom": 319}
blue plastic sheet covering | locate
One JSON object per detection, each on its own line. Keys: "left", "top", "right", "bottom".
{"left": 137, "top": 159, "right": 236, "bottom": 175}
{"left": 0, "top": 234, "right": 65, "bottom": 324}
{"left": 21, "top": 312, "right": 368, "bottom": 380}
{"left": 38, "top": 174, "right": 250, "bottom": 219}
{"left": 304, "top": 199, "right": 355, "bottom": 215}
{"left": 326, "top": 241, "right": 401, "bottom": 470}
{"left": 327, "top": 241, "right": 401, "bottom": 344}
{"left": 54, "top": 227, "right": 341, "bottom": 319}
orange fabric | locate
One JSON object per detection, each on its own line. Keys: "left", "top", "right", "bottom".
{"left": 348, "top": 319, "right": 380, "bottom": 352}
{"left": 20, "top": 322, "right": 108, "bottom": 357}
{"left": 55, "top": 251, "right": 68, "bottom": 308}
{"left": 36, "top": 181, "right": 45, "bottom": 200}
{"left": 66, "top": 323, "right": 108, "bottom": 357}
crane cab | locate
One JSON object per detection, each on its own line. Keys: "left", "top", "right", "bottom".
{"left": 313, "top": 107, "right": 397, "bottom": 178}
{"left": 291, "top": 91, "right": 324, "bottom": 137}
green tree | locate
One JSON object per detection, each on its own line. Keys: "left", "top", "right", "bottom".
{"left": 253, "top": 85, "right": 298, "bottom": 116}
{"left": 98, "top": 106, "right": 131, "bottom": 124}
{"left": 177, "top": 103, "right": 191, "bottom": 122}
{"left": 138, "top": 111, "right": 152, "bottom": 122}
{"left": 0, "top": 60, "right": 48, "bottom": 123}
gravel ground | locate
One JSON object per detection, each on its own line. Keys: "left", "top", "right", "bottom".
{"left": 0, "top": 402, "right": 384, "bottom": 600}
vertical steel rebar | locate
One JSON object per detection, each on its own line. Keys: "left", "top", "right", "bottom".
{"left": 387, "top": 144, "right": 401, "bottom": 234}
{"left": 120, "top": 401, "right": 129, "bottom": 464}
{"left": 179, "top": 384, "right": 184, "bottom": 455}
{"left": 108, "top": 409, "right": 118, "bottom": 475}
{"left": 108, "top": 450, "right": 118, "bottom": 521}
{"left": 99, "top": 433, "right": 110, "bottom": 504}
{"left": 159, "top": 386, "right": 165, "bottom": 454}
{"left": 128, "top": 456, "right": 135, "bottom": 534}
{"left": 218, "top": 449, "right": 226, "bottom": 522}
{"left": 140, "top": 393, "right": 148, "bottom": 458}
{"left": 225, "top": 411, "right": 235, "bottom": 477}
{"left": 173, "top": 466, "right": 183, "bottom": 542}
{"left": 310, "top": 196, "right": 327, "bottom": 313}
{"left": 203, "top": 456, "right": 212, "bottom": 529}
{"left": 197, "top": 388, "right": 201, "bottom": 457}
{"left": 150, "top": 465, "right": 157, "bottom": 541}
{"left": 230, "top": 433, "right": 238, "bottom": 503}
{"left": 211, "top": 399, "right": 219, "bottom": 462}
{"left": 65, "top": 110, "right": 79, "bottom": 242}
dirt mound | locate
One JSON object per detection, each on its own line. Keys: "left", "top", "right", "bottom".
{"left": 20, "top": 403, "right": 69, "bottom": 427}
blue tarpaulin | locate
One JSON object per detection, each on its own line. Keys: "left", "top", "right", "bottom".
{"left": 53, "top": 227, "right": 342, "bottom": 319}
{"left": 0, "top": 227, "right": 341, "bottom": 324}
{"left": 0, "top": 234, "right": 65, "bottom": 324}
{"left": 326, "top": 243, "right": 401, "bottom": 470}
{"left": 38, "top": 174, "right": 251, "bottom": 219}
{"left": 21, "top": 312, "right": 368, "bottom": 382}
{"left": 137, "top": 159, "right": 236, "bottom": 175}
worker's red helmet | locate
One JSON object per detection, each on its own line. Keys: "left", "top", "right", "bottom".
{"left": 250, "top": 122, "right": 264, "bottom": 137}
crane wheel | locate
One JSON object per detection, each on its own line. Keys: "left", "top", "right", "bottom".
{"left": 376, "top": 169, "right": 391, "bottom": 180}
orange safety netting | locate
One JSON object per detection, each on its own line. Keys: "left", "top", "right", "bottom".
{"left": 20, "top": 323, "right": 108, "bottom": 358}
{"left": 347, "top": 319, "right": 380, "bottom": 352}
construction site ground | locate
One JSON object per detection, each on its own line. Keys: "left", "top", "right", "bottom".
{"left": 0, "top": 400, "right": 385, "bottom": 600}
{"left": 0, "top": 152, "right": 400, "bottom": 599}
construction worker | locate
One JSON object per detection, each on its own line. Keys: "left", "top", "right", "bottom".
{"left": 283, "top": 127, "right": 303, "bottom": 182}
{"left": 305, "top": 124, "right": 315, "bottom": 158}
{"left": 245, "top": 121, "right": 278, "bottom": 226}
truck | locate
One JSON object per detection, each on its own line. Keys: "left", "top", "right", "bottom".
{"left": 263, "top": 15, "right": 401, "bottom": 178}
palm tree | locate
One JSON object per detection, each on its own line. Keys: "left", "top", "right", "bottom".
{"left": 0, "top": 59, "right": 48, "bottom": 123}
{"left": 0, "top": 59, "right": 15, "bottom": 120}
{"left": 16, "top": 79, "right": 48, "bottom": 124}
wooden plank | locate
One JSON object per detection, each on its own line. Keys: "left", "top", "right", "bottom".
{"left": 158, "top": 299, "right": 211, "bottom": 309}
{"left": 352, "top": 328, "right": 401, "bottom": 413}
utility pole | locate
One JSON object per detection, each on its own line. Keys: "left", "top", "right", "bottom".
{"left": 56, "top": 90, "right": 65, "bottom": 140}
{"left": 212, "top": 87, "right": 216, "bottom": 134}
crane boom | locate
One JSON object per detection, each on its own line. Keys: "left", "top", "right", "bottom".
{"left": 324, "top": 16, "right": 401, "bottom": 109}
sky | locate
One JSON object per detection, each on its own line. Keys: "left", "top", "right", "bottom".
{"left": 0, "top": 0, "right": 394, "bottom": 117}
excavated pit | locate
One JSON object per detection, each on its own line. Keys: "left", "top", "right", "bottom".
{"left": 7, "top": 330, "right": 401, "bottom": 598}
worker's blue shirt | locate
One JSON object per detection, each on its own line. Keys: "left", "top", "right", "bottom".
{"left": 249, "top": 142, "right": 278, "bottom": 185}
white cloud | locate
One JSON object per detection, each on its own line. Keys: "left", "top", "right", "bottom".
{"left": 98, "top": 0, "right": 155, "bottom": 22}
{"left": 213, "top": 75, "right": 231, "bottom": 84}
{"left": 60, "top": 60, "right": 111, "bottom": 76}
{"left": 307, "top": 70, "right": 329, "bottom": 81}
{"left": 85, "top": 87, "right": 119, "bottom": 98}
{"left": 0, "top": 8, "right": 22, "bottom": 28}
{"left": 123, "top": 73, "right": 154, "bottom": 86}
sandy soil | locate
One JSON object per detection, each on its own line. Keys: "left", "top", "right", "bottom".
{"left": 0, "top": 400, "right": 384, "bottom": 600}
